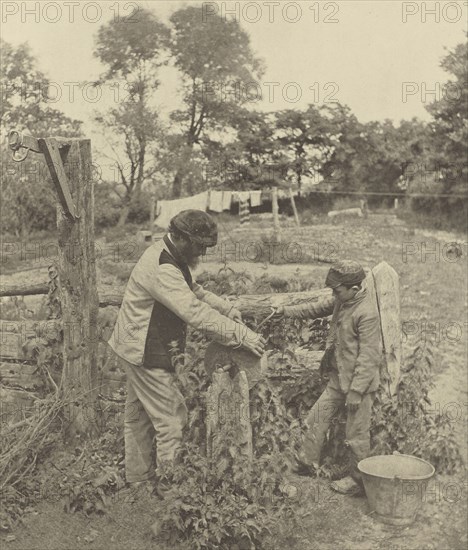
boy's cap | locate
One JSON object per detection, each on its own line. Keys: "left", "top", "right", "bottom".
{"left": 169, "top": 210, "right": 218, "bottom": 246}
{"left": 325, "top": 260, "right": 366, "bottom": 288}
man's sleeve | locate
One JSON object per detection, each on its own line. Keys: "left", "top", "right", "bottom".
{"left": 349, "top": 312, "right": 382, "bottom": 395}
{"left": 192, "top": 281, "right": 233, "bottom": 317}
{"left": 283, "top": 295, "right": 335, "bottom": 320}
{"left": 141, "top": 264, "right": 255, "bottom": 347}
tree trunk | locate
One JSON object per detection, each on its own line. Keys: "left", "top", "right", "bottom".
{"left": 172, "top": 170, "right": 184, "bottom": 199}
{"left": 172, "top": 142, "right": 194, "bottom": 198}
{"left": 117, "top": 203, "right": 130, "bottom": 227}
{"left": 117, "top": 190, "right": 133, "bottom": 227}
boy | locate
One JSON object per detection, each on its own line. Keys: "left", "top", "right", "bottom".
{"left": 275, "top": 260, "right": 382, "bottom": 494}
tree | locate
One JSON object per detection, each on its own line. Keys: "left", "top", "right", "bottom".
{"left": 318, "top": 104, "right": 367, "bottom": 192}
{"left": 406, "top": 38, "right": 468, "bottom": 227}
{"left": 94, "top": 9, "right": 170, "bottom": 225}
{"left": 318, "top": 106, "right": 430, "bottom": 206}
{"left": 168, "top": 6, "right": 264, "bottom": 197}
{"left": 201, "top": 110, "right": 283, "bottom": 190}
{"left": 0, "top": 40, "right": 82, "bottom": 237}
{"left": 425, "top": 39, "right": 468, "bottom": 196}
{"left": 274, "top": 106, "right": 337, "bottom": 190}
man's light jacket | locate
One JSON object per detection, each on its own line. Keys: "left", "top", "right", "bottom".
{"left": 284, "top": 283, "right": 382, "bottom": 395}
{"left": 109, "top": 235, "right": 255, "bottom": 370}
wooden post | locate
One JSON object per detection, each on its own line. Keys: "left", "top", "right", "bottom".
{"left": 289, "top": 188, "right": 300, "bottom": 227}
{"left": 272, "top": 187, "right": 281, "bottom": 242}
{"left": 58, "top": 139, "right": 99, "bottom": 435}
{"left": 206, "top": 370, "right": 252, "bottom": 467}
{"left": 371, "top": 262, "right": 401, "bottom": 396}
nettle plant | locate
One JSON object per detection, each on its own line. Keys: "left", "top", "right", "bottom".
{"left": 156, "top": 336, "right": 301, "bottom": 549}
{"left": 371, "top": 342, "right": 463, "bottom": 473}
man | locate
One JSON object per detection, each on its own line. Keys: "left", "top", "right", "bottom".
{"left": 109, "top": 210, "right": 265, "bottom": 491}
{"left": 274, "top": 260, "right": 382, "bottom": 495}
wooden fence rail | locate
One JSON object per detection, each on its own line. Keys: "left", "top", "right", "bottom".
{"left": 1, "top": 261, "right": 400, "bottom": 456}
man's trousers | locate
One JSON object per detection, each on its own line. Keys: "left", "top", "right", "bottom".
{"left": 301, "top": 383, "right": 375, "bottom": 478}
{"left": 123, "top": 359, "right": 188, "bottom": 483}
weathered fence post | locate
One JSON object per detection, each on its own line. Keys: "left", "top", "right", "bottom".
{"left": 289, "top": 188, "right": 300, "bottom": 227}
{"left": 8, "top": 132, "right": 100, "bottom": 435}
{"left": 54, "top": 138, "right": 99, "bottom": 435}
{"left": 272, "top": 186, "right": 281, "bottom": 242}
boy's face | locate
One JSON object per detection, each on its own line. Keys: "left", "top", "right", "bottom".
{"left": 332, "top": 284, "right": 358, "bottom": 303}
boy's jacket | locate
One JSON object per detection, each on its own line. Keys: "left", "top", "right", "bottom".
{"left": 284, "top": 284, "right": 382, "bottom": 394}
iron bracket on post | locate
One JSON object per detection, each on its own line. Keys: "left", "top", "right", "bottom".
{"left": 8, "top": 130, "right": 41, "bottom": 161}
{"left": 8, "top": 130, "right": 79, "bottom": 220}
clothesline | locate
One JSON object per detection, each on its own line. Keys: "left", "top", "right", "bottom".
{"left": 153, "top": 188, "right": 300, "bottom": 229}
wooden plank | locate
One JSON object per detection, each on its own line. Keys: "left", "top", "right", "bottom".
{"left": 371, "top": 261, "right": 401, "bottom": 396}
{"left": 38, "top": 138, "right": 77, "bottom": 219}
{"left": 0, "top": 283, "right": 49, "bottom": 297}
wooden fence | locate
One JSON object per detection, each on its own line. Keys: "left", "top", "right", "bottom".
{"left": 1, "top": 261, "right": 400, "bottom": 460}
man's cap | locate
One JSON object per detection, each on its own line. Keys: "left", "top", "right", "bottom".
{"left": 325, "top": 260, "right": 366, "bottom": 288}
{"left": 169, "top": 210, "right": 218, "bottom": 247}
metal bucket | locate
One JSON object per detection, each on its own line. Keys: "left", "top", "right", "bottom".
{"left": 358, "top": 453, "right": 435, "bottom": 526}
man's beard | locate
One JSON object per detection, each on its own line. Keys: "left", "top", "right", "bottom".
{"left": 187, "top": 255, "right": 200, "bottom": 270}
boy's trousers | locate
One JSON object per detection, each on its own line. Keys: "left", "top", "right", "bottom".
{"left": 301, "top": 381, "right": 375, "bottom": 478}
{"left": 122, "top": 359, "right": 188, "bottom": 483}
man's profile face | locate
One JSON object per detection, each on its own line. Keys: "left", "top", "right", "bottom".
{"left": 181, "top": 238, "right": 207, "bottom": 269}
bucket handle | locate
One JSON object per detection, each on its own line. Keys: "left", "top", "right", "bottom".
{"left": 392, "top": 452, "right": 403, "bottom": 483}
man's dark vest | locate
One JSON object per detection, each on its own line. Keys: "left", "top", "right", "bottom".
{"left": 142, "top": 235, "right": 192, "bottom": 371}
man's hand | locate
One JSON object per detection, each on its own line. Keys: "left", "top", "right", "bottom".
{"left": 241, "top": 333, "right": 266, "bottom": 357}
{"left": 228, "top": 307, "right": 243, "bottom": 323}
{"left": 346, "top": 390, "right": 362, "bottom": 412}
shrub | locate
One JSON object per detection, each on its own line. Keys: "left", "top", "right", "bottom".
{"left": 127, "top": 190, "right": 152, "bottom": 225}
{"left": 371, "top": 343, "right": 463, "bottom": 473}
{"left": 94, "top": 182, "right": 120, "bottom": 230}
{"left": 156, "top": 443, "right": 297, "bottom": 550}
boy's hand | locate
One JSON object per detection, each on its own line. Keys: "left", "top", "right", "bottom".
{"left": 271, "top": 306, "right": 285, "bottom": 319}
{"left": 346, "top": 390, "right": 362, "bottom": 412}
{"left": 228, "top": 307, "right": 243, "bottom": 323}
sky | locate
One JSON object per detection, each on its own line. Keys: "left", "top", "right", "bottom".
{"left": 1, "top": 0, "right": 466, "bottom": 164}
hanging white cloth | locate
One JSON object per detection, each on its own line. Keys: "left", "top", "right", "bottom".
{"left": 154, "top": 192, "right": 209, "bottom": 229}
{"left": 222, "top": 191, "right": 232, "bottom": 211}
{"left": 208, "top": 191, "right": 224, "bottom": 212}
{"left": 249, "top": 190, "right": 262, "bottom": 207}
